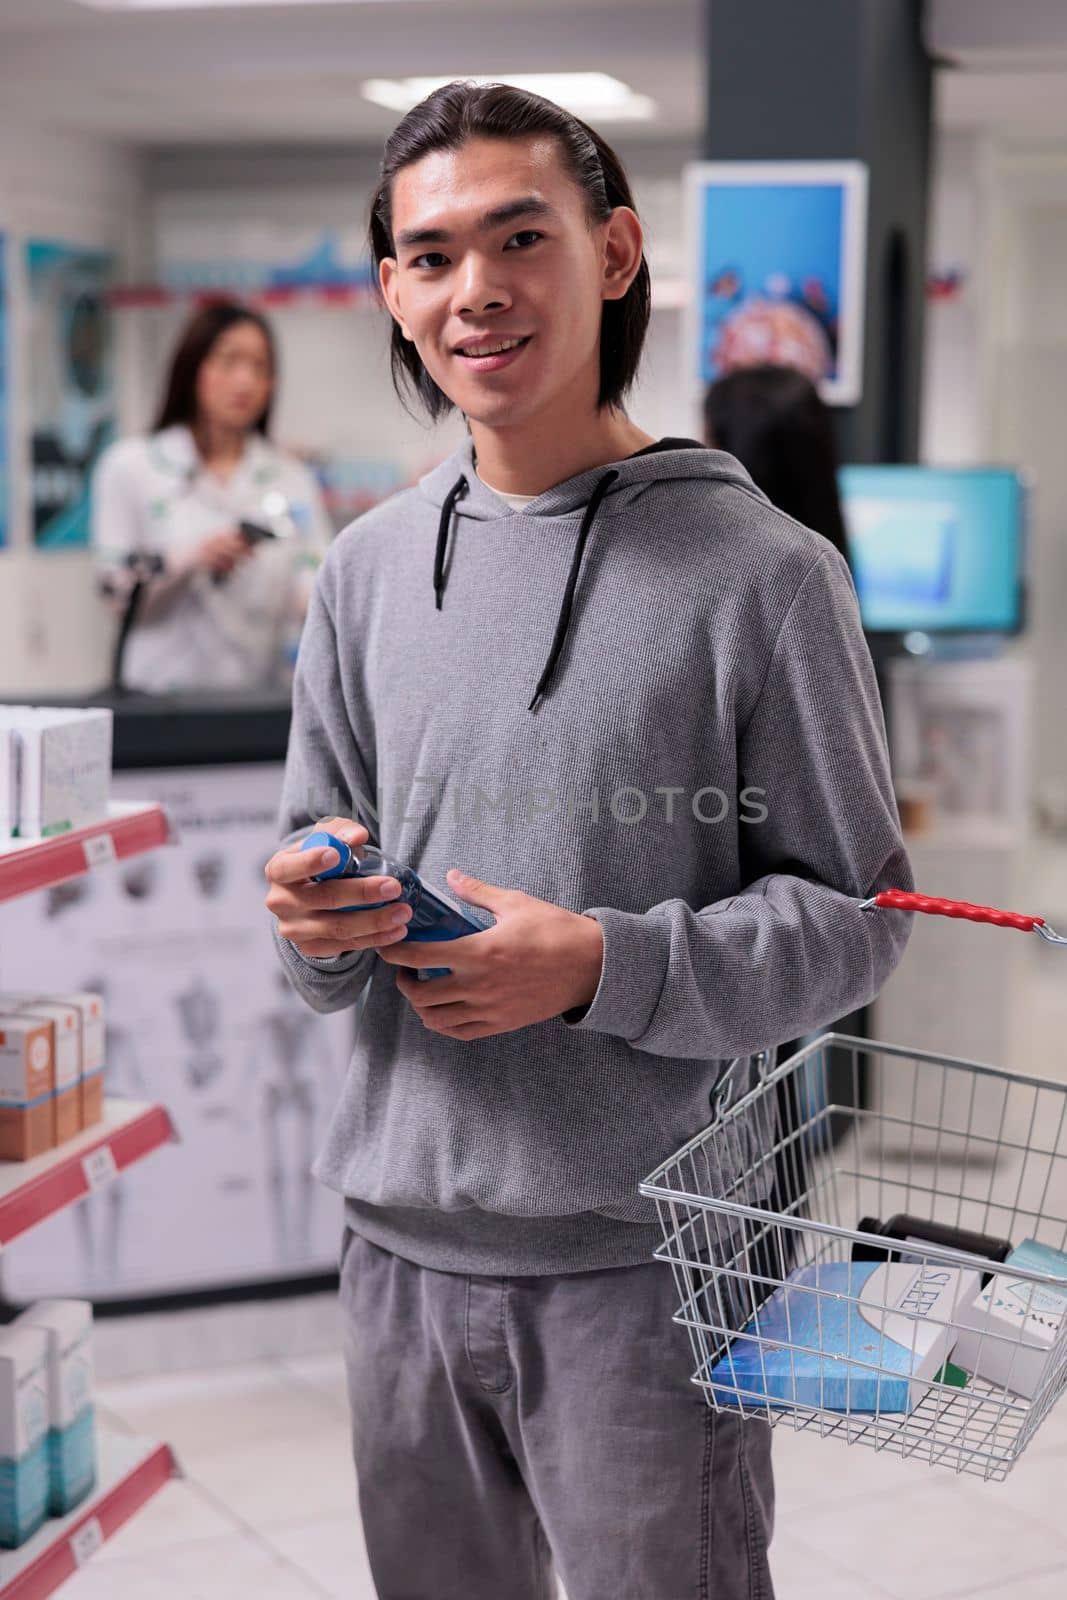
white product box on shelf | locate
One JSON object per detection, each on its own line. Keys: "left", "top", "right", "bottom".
{"left": 0, "top": 708, "right": 112, "bottom": 840}
{"left": 13, "top": 1303, "right": 93, "bottom": 1434}
{"left": 0, "top": 1325, "right": 50, "bottom": 1548}
{"left": 0, "top": 1327, "right": 48, "bottom": 1460}
{"left": 14, "top": 1301, "right": 96, "bottom": 1516}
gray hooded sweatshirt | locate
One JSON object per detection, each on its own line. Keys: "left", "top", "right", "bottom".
{"left": 274, "top": 435, "right": 912, "bottom": 1275}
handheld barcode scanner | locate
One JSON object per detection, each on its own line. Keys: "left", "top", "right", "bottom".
{"left": 216, "top": 490, "right": 298, "bottom": 581}
{"left": 301, "top": 830, "right": 495, "bottom": 979}
{"left": 240, "top": 489, "right": 300, "bottom": 546}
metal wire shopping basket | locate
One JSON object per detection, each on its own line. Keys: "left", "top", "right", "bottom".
{"left": 640, "top": 890, "right": 1067, "bottom": 1482}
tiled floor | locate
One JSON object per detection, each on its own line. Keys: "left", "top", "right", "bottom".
{"left": 55, "top": 1340, "right": 1067, "bottom": 1599}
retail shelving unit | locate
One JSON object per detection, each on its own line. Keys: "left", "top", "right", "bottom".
{"left": 0, "top": 806, "right": 178, "bottom": 1596}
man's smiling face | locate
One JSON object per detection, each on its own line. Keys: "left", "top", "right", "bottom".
{"left": 379, "top": 135, "right": 618, "bottom": 433}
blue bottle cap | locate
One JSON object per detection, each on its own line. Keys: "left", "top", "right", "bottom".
{"left": 301, "top": 829, "right": 351, "bottom": 879}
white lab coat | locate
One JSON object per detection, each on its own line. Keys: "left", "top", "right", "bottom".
{"left": 91, "top": 424, "right": 333, "bottom": 693}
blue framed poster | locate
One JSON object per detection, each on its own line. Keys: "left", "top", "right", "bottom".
{"left": 0, "top": 234, "right": 8, "bottom": 549}
{"left": 26, "top": 239, "right": 116, "bottom": 548}
{"left": 683, "top": 161, "right": 868, "bottom": 406}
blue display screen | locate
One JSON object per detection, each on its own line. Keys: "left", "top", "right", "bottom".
{"left": 839, "top": 465, "right": 1025, "bottom": 634}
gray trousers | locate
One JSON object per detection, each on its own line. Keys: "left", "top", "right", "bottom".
{"left": 339, "top": 1229, "right": 776, "bottom": 1600}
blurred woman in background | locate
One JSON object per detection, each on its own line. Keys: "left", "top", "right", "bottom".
{"left": 703, "top": 363, "right": 851, "bottom": 564}
{"left": 92, "top": 301, "right": 332, "bottom": 694}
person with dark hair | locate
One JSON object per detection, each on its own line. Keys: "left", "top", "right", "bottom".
{"left": 705, "top": 363, "right": 856, "bottom": 1274}
{"left": 703, "top": 363, "right": 851, "bottom": 562}
{"left": 91, "top": 301, "right": 331, "bottom": 692}
{"left": 265, "top": 82, "right": 911, "bottom": 1600}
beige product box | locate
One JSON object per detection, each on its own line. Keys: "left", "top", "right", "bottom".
{"left": 49, "top": 992, "right": 105, "bottom": 1128}
{"left": 81, "top": 1069, "right": 104, "bottom": 1128}
{"left": 0, "top": 1015, "right": 55, "bottom": 1161}
{"left": 3, "top": 994, "right": 107, "bottom": 1131}
{"left": 50, "top": 992, "right": 104, "bottom": 1076}
{"left": 0, "top": 998, "right": 81, "bottom": 1144}
{"left": 0, "top": 706, "right": 112, "bottom": 839}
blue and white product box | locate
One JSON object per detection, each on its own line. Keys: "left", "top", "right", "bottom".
{"left": 710, "top": 1260, "right": 980, "bottom": 1415}
{"left": 14, "top": 1301, "right": 96, "bottom": 1515}
{"left": 0, "top": 1326, "right": 50, "bottom": 1547}
{"left": 952, "top": 1239, "right": 1067, "bottom": 1399}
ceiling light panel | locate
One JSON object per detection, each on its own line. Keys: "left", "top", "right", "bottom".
{"left": 361, "top": 73, "right": 656, "bottom": 120}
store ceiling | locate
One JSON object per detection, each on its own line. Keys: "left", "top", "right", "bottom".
{"left": 929, "top": 0, "right": 1067, "bottom": 138}
{"left": 4, "top": 0, "right": 1067, "bottom": 147}
{"left": 0, "top": 0, "right": 704, "bottom": 146}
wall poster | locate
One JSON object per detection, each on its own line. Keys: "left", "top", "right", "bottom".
{"left": 26, "top": 239, "right": 116, "bottom": 548}
{"left": 683, "top": 161, "right": 868, "bottom": 406}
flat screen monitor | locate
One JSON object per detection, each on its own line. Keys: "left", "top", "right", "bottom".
{"left": 838, "top": 465, "right": 1026, "bottom": 634}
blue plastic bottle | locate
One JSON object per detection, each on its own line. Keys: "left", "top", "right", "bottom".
{"left": 301, "top": 831, "right": 494, "bottom": 978}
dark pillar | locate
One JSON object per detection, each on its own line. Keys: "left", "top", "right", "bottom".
{"left": 704, "top": 0, "right": 932, "bottom": 465}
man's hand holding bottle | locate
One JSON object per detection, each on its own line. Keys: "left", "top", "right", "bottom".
{"left": 264, "top": 817, "right": 412, "bottom": 959}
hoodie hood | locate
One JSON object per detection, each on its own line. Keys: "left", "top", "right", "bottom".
{"left": 417, "top": 433, "right": 758, "bottom": 520}
{"left": 417, "top": 435, "right": 764, "bottom": 711}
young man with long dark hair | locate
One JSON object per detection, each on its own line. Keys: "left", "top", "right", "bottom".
{"left": 266, "top": 82, "right": 911, "bottom": 1599}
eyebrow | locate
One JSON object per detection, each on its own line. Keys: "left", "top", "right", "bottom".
{"left": 395, "top": 196, "right": 557, "bottom": 252}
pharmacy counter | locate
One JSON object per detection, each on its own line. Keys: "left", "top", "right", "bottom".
{"left": 0, "top": 690, "right": 291, "bottom": 770}
{"left": 108, "top": 690, "right": 291, "bottom": 770}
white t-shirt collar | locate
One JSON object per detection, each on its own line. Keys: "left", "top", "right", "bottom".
{"left": 474, "top": 468, "right": 539, "bottom": 513}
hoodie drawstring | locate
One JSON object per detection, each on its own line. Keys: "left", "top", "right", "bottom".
{"left": 529, "top": 468, "right": 619, "bottom": 713}
{"left": 433, "top": 474, "right": 468, "bottom": 610}
{"left": 433, "top": 466, "right": 619, "bottom": 714}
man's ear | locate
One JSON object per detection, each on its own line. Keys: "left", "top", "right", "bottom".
{"left": 601, "top": 206, "right": 644, "bottom": 303}
{"left": 379, "top": 257, "right": 414, "bottom": 341}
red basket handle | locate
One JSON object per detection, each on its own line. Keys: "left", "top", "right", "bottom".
{"left": 868, "top": 889, "right": 1043, "bottom": 933}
